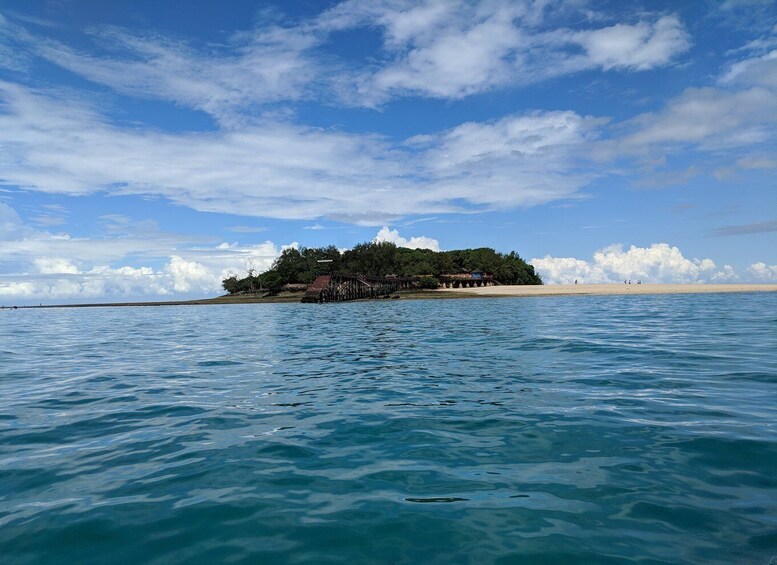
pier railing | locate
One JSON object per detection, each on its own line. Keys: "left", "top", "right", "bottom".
{"left": 301, "top": 272, "right": 414, "bottom": 303}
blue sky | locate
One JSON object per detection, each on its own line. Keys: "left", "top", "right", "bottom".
{"left": 1, "top": 0, "right": 776, "bottom": 302}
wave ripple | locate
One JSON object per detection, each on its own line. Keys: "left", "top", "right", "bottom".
{"left": 1, "top": 293, "right": 776, "bottom": 563}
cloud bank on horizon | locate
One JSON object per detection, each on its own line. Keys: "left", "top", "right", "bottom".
{"left": 0, "top": 0, "right": 775, "bottom": 301}
{"left": 1, "top": 203, "right": 774, "bottom": 301}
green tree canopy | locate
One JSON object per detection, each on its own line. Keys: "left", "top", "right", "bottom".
{"left": 223, "top": 242, "right": 541, "bottom": 294}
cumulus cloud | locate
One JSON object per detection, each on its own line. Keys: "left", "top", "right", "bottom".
{"left": 531, "top": 243, "right": 748, "bottom": 284}
{"left": 373, "top": 226, "right": 440, "bottom": 251}
{"left": 711, "top": 265, "right": 740, "bottom": 282}
{"left": 749, "top": 262, "right": 777, "bottom": 282}
{"left": 33, "top": 257, "right": 79, "bottom": 275}
{"left": 0, "top": 242, "right": 282, "bottom": 302}
{"left": 0, "top": 203, "right": 285, "bottom": 303}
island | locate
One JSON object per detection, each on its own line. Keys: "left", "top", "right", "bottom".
{"left": 6, "top": 242, "right": 776, "bottom": 310}
{"left": 221, "top": 242, "right": 541, "bottom": 303}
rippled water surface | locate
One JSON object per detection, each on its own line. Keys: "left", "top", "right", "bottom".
{"left": 1, "top": 293, "right": 776, "bottom": 564}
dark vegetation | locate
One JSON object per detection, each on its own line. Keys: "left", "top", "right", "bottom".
{"left": 222, "top": 242, "right": 542, "bottom": 294}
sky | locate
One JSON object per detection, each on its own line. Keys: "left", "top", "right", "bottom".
{"left": 0, "top": 0, "right": 776, "bottom": 303}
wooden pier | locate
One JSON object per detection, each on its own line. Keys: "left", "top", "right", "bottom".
{"left": 301, "top": 273, "right": 414, "bottom": 303}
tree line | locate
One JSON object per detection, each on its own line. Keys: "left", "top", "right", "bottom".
{"left": 222, "top": 242, "right": 542, "bottom": 294}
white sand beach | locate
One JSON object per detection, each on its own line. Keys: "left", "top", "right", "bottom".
{"left": 437, "top": 283, "right": 777, "bottom": 297}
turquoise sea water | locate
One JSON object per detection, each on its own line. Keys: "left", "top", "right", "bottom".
{"left": 1, "top": 293, "right": 776, "bottom": 564}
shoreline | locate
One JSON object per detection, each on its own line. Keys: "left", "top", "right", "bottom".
{"left": 3, "top": 283, "right": 777, "bottom": 309}
{"left": 437, "top": 283, "right": 777, "bottom": 297}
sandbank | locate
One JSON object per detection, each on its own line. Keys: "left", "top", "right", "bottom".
{"left": 436, "top": 283, "right": 777, "bottom": 298}
{"left": 7, "top": 284, "right": 776, "bottom": 309}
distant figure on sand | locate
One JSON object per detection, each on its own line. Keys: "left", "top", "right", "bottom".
{"left": 574, "top": 279, "right": 578, "bottom": 285}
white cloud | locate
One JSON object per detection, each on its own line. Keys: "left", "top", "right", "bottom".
{"left": 531, "top": 243, "right": 751, "bottom": 284}
{"left": 530, "top": 256, "right": 604, "bottom": 284}
{"left": 749, "top": 262, "right": 777, "bottom": 282}
{"left": 365, "top": 4, "right": 525, "bottom": 101}
{"left": 425, "top": 111, "right": 590, "bottom": 168}
{"left": 33, "top": 257, "right": 79, "bottom": 274}
{"left": 373, "top": 226, "right": 440, "bottom": 251}
{"left": 595, "top": 85, "right": 777, "bottom": 159}
{"left": 165, "top": 256, "right": 211, "bottom": 293}
{"left": 1, "top": 76, "right": 770, "bottom": 227}
{"left": 593, "top": 43, "right": 777, "bottom": 176}
{"left": 0, "top": 82, "right": 594, "bottom": 224}
{"left": 721, "top": 49, "right": 777, "bottom": 90}
{"left": 32, "top": 23, "right": 324, "bottom": 125}
{"left": 339, "top": 3, "right": 691, "bottom": 102}
{"left": 0, "top": 203, "right": 286, "bottom": 302}
{"left": 0, "top": 12, "right": 33, "bottom": 72}
{"left": 1, "top": 5, "right": 768, "bottom": 207}
{"left": 711, "top": 264, "right": 740, "bottom": 282}
{"left": 4, "top": 3, "right": 692, "bottom": 108}
{"left": 0, "top": 241, "right": 282, "bottom": 302}
{"left": 570, "top": 16, "right": 690, "bottom": 72}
